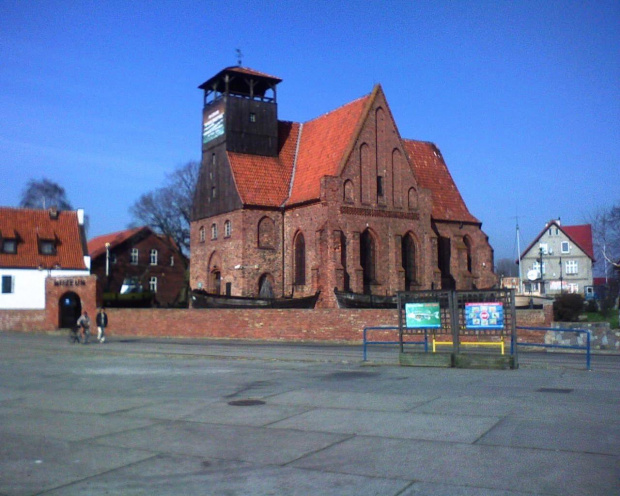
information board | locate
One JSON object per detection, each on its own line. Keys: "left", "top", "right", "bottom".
{"left": 465, "top": 302, "right": 504, "bottom": 330}
{"left": 405, "top": 302, "right": 441, "bottom": 328}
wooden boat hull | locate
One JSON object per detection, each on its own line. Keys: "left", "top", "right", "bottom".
{"left": 191, "top": 290, "right": 319, "bottom": 309}
{"left": 334, "top": 290, "right": 397, "bottom": 309}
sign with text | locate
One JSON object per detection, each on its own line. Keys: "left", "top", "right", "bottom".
{"left": 202, "top": 109, "right": 225, "bottom": 145}
{"left": 465, "top": 302, "right": 504, "bottom": 330}
{"left": 405, "top": 302, "right": 441, "bottom": 328}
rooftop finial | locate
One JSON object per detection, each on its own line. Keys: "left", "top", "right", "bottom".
{"left": 235, "top": 48, "right": 243, "bottom": 67}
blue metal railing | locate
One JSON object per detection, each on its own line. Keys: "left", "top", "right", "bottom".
{"left": 362, "top": 326, "right": 428, "bottom": 361}
{"left": 515, "top": 326, "right": 591, "bottom": 370}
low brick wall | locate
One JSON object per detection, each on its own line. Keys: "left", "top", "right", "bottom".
{"left": 104, "top": 308, "right": 399, "bottom": 343}
{"left": 0, "top": 310, "right": 47, "bottom": 332}
{"left": 0, "top": 303, "right": 557, "bottom": 344}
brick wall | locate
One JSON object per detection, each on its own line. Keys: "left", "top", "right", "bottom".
{"left": 0, "top": 310, "right": 47, "bottom": 332}
{"left": 1, "top": 302, "right": 554, "bottom": 342}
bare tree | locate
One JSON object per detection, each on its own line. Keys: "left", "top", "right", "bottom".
{"left": 20, "top": 178, "right": 73, "bottom": 210}
{"left": 495, "top": 258, "right": 519, "bottom": 277}
{"left": 589, "top": 202, "right": 620, "bottom": 275}
{"left": 129, "top": 161, "right": 199, "bottom": 266}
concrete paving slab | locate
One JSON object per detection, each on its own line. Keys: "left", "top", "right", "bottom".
{"left": 398, "top": 481, "right": 541, "bottom": 495}
{"left": 0, "top": 406, "right": 156, "bottom": 442}
{"left": 1, "top": 391, "right": 157, "bottom": 415}
{"left": 0, "top": 432, "right": 154, "bottom": 496}
{"left": 269, "top": 408, "right": 501, "bottom": 443}
{"left": 40, "top": 454, "right": 412, "bottom": 496}
{"left": 290, "top": 435, "right": 619, "bottom": 496}
{"left": 182, "top": 401, "right": 313, "bottom": 427}
{"left": 267, "top": 389, "right": 433, "bottom": 411}
{"left": 92, "top": 420, "right": 352, "bottom": 465}
{"left": 413, "top": 396, "right": 521, "bottom": 416}
{"left": 478, "top": 417, "right": 620, "bottom": 456}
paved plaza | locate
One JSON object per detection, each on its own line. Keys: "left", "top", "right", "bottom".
{"left": 0, "top": 331, "right": 618, "bottom": 495}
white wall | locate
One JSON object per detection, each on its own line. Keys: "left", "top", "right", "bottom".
{"left": 0, "top": 269, "right": 90, "bottom": 310}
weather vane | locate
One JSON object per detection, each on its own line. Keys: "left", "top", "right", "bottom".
{"left": 235, "top": 48, "right": 243, "bottom": 67}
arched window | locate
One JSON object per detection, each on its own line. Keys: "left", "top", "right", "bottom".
{"left": 258, "top": 216, "right": 276, "bottom": 249}
{"left": 408, "top": 188, "right": 418, "bottom": 210}
{"left": 224, "top": 220, "right": 231, "bottom": 238}
{"left": 199, "top": 226, "right": 205, "bottom": 243}
{"left": 294, "top": 232, "right": 306, "bottom": 285}
{"left": 211, "top": 223, "right": 218, "bottom": 240}
{"left": 402, "top": 233, "right": 417, "bottom": 290}
{"left": 360, "top": 229, "right": 376, "bottom": 294}
{"left": 343, "top": 180, "right": 354, "bottom": 203}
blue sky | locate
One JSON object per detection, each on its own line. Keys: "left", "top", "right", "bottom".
{"left": 1, "top": 0, "right": 618, "bottom": 264}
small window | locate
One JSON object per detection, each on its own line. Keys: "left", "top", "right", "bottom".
{"left": 110, "top": 253, "right": 117, "bottom": 264}
{"left": 565, "top": 260, "right": 578, "bottom": 275}
{"left": 211, "top": 223, "right": 218, "bottom": 240}
{"left": 150, "top": 249, "right": 158, "bottom": 265}
{"left": 561, "top": 241, "right": 570, "bottom": 254}
{"left": 149, "top": 276, "right": 157, "bottom": 293}
{"left": 2, "top": 239, "right": 17, "bottom": 254}
{"left": 249, "top": 112, "right": 256, "bottom": 123}
{"left": 130, "top": 248, "right": 139, "bottom": 265}
{"left": 2, "top": 275, "right": 13, "bottom": 294}
{"left": 211, "top": 186, "right": 217, "bottom": 199}
{"left": 199, "top": 226, "right": 206, "bottom": 243}
{"left": 170, "top": 255, "right": 174, "bottom": 267}
{"left": 39, "top": 240, "right": 55, "bottom": 255}
{"left": 224, "top": 220, "right": 231, "bottom": 238}
{"left": 539, "top": 243, "right": 548, "bottom": 255}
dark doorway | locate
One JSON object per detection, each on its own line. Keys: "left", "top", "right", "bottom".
{"left": 59, "top": 292, "right": 81, "bottom": 328}
{"left": 360, "top": 229, "right": 376, "bottom": 294}
{"left": 402, "top": 233, "right": 416, "bottom": 290}
{"left": 438, "top": 236, "right": 455, "bottom": 289}
{"left": 212, "top": 271, "right": 221, "bottom": 295}
{"left": 258, "top": 274, "right": 274, "bottom": 298}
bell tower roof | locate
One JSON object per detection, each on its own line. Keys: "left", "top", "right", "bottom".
{"left": 198, "top": 66, "right": 282, "bottom": 102}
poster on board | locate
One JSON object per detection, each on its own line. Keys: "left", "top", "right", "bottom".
{"left": 465, "top": 302, "right": 504, "bottom": 330}
{"left": 405, "top": 302, "right": 441, "bottom": 328}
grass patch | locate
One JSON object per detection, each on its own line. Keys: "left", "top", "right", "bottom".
{"left": 583, "top": 311, "right": 619, "bottom": 329}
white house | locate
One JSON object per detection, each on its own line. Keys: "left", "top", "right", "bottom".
{"left": 0, "top": 207, "right": 90, "bottom": 313}
{"left": 519, "top": 219, "right": 594, "bottom": 296}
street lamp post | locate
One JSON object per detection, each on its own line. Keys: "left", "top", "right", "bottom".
{"left": 105, "top": 243, "right": 111, "bottom": 291}
{"left": 539, "top": 246, "right": 545, "bottom": 295}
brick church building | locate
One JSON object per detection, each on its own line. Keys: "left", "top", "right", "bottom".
{"left": 190, "top": 66, "right": 495, "bottom": 308}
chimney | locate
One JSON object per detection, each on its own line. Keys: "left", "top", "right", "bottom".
{"left": 49, "top": 206, "right": 59, "bottom": 219}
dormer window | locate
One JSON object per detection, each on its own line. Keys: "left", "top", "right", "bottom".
{"left": 2, "top": 238, "right": 17, "bottom": 254}
{"left": 39, "top": 239, "right": 56, "bottom": 255}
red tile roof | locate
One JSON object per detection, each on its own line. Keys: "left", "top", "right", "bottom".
{"left": 403, "top": 140, "right": 479, "bottom": 224}
{"left": 223, "top": 84, "right": 480, "bottom": 224}
{"left": 0, "top": 207, "right": 87, "bottom": 270}
{"left": 88, "top": 227, "right": 147, "bottom": 259}
{"left": 228, "top": 121, "right": 300, "bottom": 206}
{"left": 563, "top": 224, "right": 594, "bottom": 260}
{"left": 287, "top": 92, "right": 372, "bottom": 205}
{"left": 520, "top": 220, "right": 595, "bottom": 261}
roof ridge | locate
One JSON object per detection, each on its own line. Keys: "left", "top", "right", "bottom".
{"left": 304, "top": 92, "right": 372, "bottom": 125}
{"left": 282, "top": 122, "right": 303, "bottom": 207}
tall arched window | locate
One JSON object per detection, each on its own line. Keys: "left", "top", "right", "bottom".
{"left": 343, "top": 180, "right": 354, "bottom": 203}
{"left": 294, "top": 232, "right": 306, "bottom": 285}
{"left": 402, "top": 233, "right": 417, "bottom": 290}
{"left": 360, "top": 229, "right": 376, "bottom": 294}
{"left": 258, "top": 217, "right": 275, "bottom": 249}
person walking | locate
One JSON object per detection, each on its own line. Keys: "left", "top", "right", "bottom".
{"left": 96, "top": 307, "right": 108, "bottom": 343}
{"left": 76, "top": 311, "right": 91, "bottom": 344}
